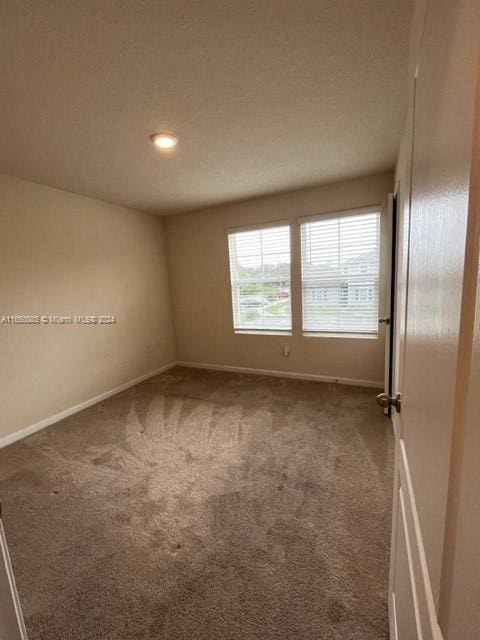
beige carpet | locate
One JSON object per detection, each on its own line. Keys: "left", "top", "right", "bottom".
{"left": 0, "top": 366, "right": 393, "bottom": 640}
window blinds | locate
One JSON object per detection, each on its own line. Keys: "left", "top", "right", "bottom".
{"left": 300, "top": 210, "right": 380, "bottom": 334}
{"left": 228, "top": 224, "right": 292, "bottom": 332}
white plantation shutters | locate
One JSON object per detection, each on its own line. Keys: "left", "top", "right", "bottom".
{"left": 228, "top": 224, "right": 292, "bottom": 332}
{"left": 300, "top": 209, "right": 380, "bottom": 335}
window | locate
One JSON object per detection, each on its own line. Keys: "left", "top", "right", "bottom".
{"left": 228, "top": 224, "right": 292, "bottom": 332}
{"left": 300, "top": 208, "right": 380, "bottom": 336}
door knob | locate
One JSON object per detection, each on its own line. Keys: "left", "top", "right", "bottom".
{"left": 376, "top": 392, "right": 401, "bottom": 412}
{"left": 378, "top": 317, "right": 390, "bottom": 324}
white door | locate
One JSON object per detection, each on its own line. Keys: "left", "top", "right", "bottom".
{"left": 0, "top": 517, "right": 27, "bottom": 640}
{"left": 381, "top": 192, "right": 396, "bottom": 414}
{"left": 388, "top": 0, "right": 480, "bottom": 639}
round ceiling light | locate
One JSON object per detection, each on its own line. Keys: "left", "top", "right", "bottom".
{"left": 150, "top": 131, "right": 178, "bottom": 151}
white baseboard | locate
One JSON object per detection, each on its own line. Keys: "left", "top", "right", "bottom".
{"left": 0, "top": 361, "right": 177, "bottom": 449}
{"left": 1, "top": 360, "right": 381, "bottom": 449}
{"left": 176, "top": 360, "right": 383, "bottom": 389}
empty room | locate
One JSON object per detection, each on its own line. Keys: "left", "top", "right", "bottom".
{"left": 1, "top": 1, "right": 479, "bottom": 639}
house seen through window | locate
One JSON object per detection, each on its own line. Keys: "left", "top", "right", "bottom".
{"left": 228, "top": 224, "right": 292, "bottom": 332}
{"left": 300, "top": 209, "right": 380, "bottom": 335}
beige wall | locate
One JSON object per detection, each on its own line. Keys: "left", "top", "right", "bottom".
{"left": 165, "top": 171, "right": 393, "bottom": 384}
{"left": 0, "top": 174, "right": 175, "bottom": 440}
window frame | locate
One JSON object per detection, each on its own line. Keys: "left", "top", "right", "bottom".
{"left": 298, "top": 205, "right": 381, "bottom": 339}
{"left": 226, "top": 220, "right": 293, "bottom": 335}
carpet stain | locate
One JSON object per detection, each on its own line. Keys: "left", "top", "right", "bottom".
{"left": 0, "top": 366, "right": 393, "bottom": 640}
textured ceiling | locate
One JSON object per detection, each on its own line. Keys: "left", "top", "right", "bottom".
{"left": 0, "top": 1, "right": 412, "bottom": 215}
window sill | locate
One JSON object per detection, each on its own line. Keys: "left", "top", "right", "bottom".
{"left": 303, "top": 332, "right": 378, "bottom": 340}
{"left": 234, "top": 330, "right": 292, "bottom": 336}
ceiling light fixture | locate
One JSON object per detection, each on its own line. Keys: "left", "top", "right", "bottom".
{"left": 150, "top": 131, "right": 178, "bottom": 151}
